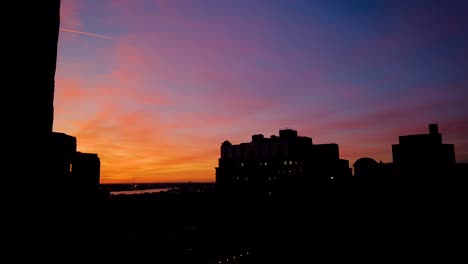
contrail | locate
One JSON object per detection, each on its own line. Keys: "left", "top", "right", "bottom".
{"left": 60, "top": 28, "right": 113, "bottom": 39}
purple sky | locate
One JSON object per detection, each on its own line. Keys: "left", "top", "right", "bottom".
{"left": 54, "top": 0, "right": 468, "bottom": 183}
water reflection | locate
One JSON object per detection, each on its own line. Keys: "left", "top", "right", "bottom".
{"left": 110, "top": 187, "right": 175, "bottom": 195}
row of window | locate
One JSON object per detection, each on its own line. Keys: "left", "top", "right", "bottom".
{"left": 239, "top": 160, "right": 303, "bottom": 167}
{"left": 234, "top": 176, "right": 278, "bottom": 181}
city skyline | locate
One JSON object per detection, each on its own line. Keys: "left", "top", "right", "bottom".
{"left": 54, "top": 0, "right": 468, "bottom": 183}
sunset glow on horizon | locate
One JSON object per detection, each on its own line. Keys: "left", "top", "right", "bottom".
{"left": 54, "top": 0, "right": 468, "bottom": 183}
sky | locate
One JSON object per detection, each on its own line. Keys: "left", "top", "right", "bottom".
{"left": 54, "top": 0, "right": 468, "bottom": 183}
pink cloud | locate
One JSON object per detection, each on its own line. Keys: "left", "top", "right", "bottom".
{"left": 60, "top": 0, "right": 82, "bottom": 29}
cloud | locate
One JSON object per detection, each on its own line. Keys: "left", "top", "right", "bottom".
{"left": 60, "top": 0, "right": 82, "bottom": 29}
{"left": 54, "top": 1, "right": 468, "bottom": 183}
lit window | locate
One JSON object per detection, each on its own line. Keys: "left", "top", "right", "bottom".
{"left": 331, "top": 176, "right": 334, "bottom": 180}
{"left": 236, "top": 177, "right": 239, "bottom": 180}
{"left": 268, "top": 177, "right": 271, "bottom": 181}
{"left": 265, "top": 162, "right": 267, "bottom": 166}
{"left": 284, "top": 161, "right": 287, "bottom": 165}
{"left": 289, "top": 161, "right": 292, "bottom": 165}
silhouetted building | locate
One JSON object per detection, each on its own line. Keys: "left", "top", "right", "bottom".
{"left": 353, "top": 157, "right": 378, "bottom": 178}
{"left": 215, "top": 129, "right": 351, "bottom": 199}
{"left": 215, "top": 129, "right": 351, "bottom": 261}
{"left": 72, "top": 152, "right": 101, "bottom": 199}
{"left": 49, "top": 131, "right": 101, "bottom": 200}
{"left": 50, "top": 132, "right": 77, "bottom": 188}
{"left": 20, "top": 2, "right": 63, "bottom": 260}
{"left": 23, "top": 0, "right": 61, "bottom": 197}
{"left": 353, "top": 157, "right": 394, "bottom": 178}
{"left": 392, "top": 124, "right": 456, "bottom": 177}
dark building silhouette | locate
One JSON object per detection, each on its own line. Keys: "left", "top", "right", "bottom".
{"left": 353, "top": 157, "right": 394, "bottom": 178}
{"left": 392, "top": 123, "right": 456, "bottom": 177}
{"left": 49, "top": 131, "right": 101, "bottom": 200}
{"left": 50, "top": 132, "right": 77, "bottom": 188}
{"left": 18, "top": 1, "right": 62, "bottom": 260}
{"left": 72, "top": 151, "right": 101, "bottom": 199}
{"left": 353, "top": 157, "right": 378, "bottom": 178}
{"left": 21, "top": 1, "right": 61, "bottom": 196}
{"left": 212, "top": 125, "right": 466, "bottom": 261}
{"left": 338, "top": 124, "right": 467, "bottom": 261}
{"left": 216, "top": 128, "right": 351, "bottom": 198}
{"left": 214, "top": 129, "right": 353, "bottom": 262}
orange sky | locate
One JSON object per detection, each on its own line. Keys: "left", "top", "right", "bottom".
{"left": 54, "top": 0, "right": 468, "bottom": 183}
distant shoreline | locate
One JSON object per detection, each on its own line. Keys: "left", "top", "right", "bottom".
{"left": 101, "top": 182, "right": 216, "bottom": 193}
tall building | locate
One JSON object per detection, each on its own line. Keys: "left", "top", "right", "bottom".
{"left": 392, "top": 123, "right": 456, "bottom": 177}
{"left": 20, "top": 1, "right": 61, "bottom": 258}
{"left": 22, "top": 1, "right": 61, "bottom": 191}
{"left": 215, "top": 129, "right": 351, "bottom": 261}
{"left": 215, "top": 129, "right": 351, "bottom": 199}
